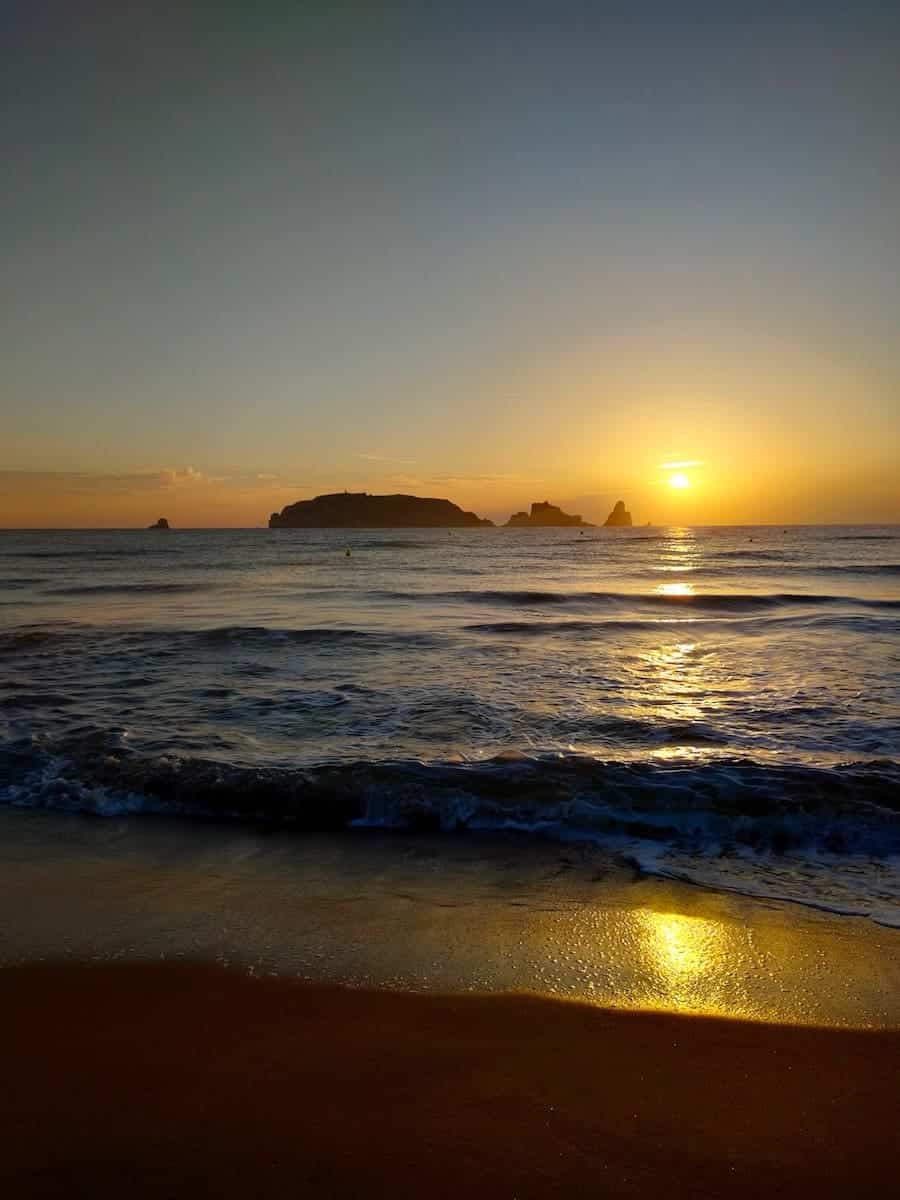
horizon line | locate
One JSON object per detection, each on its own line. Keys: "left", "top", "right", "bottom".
{"left": 2, "top": 522, "right": 899, "bottom": 532}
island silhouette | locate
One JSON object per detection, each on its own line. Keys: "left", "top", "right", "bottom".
{"left": 506, "top": 501, "right": 592, "bottom": 528}
{"left": 603, "top": 500, "right": 632, "bottom": 527}
{"left": 147, "top": 517, "right": 170, "bottom": 530}
{"left": 269, "top": 492, "right": 494, "bottom": 528}
{"left": 268, "top": 492, "right": 637, "bottom": 529}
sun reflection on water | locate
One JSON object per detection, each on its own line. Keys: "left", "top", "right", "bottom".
{"left": 655, "top": 582, "right": 694, "bottom": 597}
{"left": 657, "top": 527, "right": 702, "bottom": 576}
{"left": 637, "top": 638, "right": 709, "bottom": 720}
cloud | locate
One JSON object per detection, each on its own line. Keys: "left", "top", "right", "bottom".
{"left": 405, "top": 473, "right": 545, "bottom": 486}
{"left": 355, "top": 453, "right": 418, "bottom": 464}
{"left": 0, "top": 470, "right": 175, "bottom": 494}
{"left": 0, "top": 467, "right": 283, "bottom": 495}
{"left": 157, "top": 466, "right": 211, "bottom": 486}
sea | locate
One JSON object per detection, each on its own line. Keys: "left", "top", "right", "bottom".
{"left": 1, "top": 524, "right": 898, "bottom": 929}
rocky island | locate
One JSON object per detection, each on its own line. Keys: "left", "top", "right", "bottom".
{"left": 506, "top": 501, "right": 592, "bottom": 528}
{"left": 147, "top": 518, "right": 170, "bottom": 530}
{"left": 603, "top": 500, "right": 632, "bottom": 527}
{"left": 269, "top": 492, "right": 493, "bottom": 528}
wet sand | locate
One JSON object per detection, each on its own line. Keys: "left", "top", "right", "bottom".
{"left": 2, "top": 811, "right": 898, "bottom": 1028}
{"left": 2, "top": 962, "right": 898, "bottom": 1199}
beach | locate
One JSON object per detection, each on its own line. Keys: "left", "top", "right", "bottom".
{"left": 3, "top": 961, "right": 898, "bottom": 1199}
{"left": 1, "top": 809, "right": 898, "bottom": 1196}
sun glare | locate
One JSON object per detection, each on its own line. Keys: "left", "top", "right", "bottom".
{"left": 656, "top": 582, "right": 694, "bottom": 596}
{"left": 669, "top": 471, "right": 690, "bottom": 489}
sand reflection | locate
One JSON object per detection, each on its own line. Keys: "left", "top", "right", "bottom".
{"left": 633, "top": 909, "right": 733, "bottom": 1014}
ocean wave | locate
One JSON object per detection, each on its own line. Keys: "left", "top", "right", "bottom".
{"left": 48, "top": 582, "right": 216, "bottom": 596}
{"left": 0, "top": 623, "right": 440, "bottom": 657}
{"left": 595, "top": 535, "right": 668, "bottom": 543}
{"left": 2, "top": 742, "right": 898, "bottom": 857}
{"left": 465, "top": 619, "right": 662, "bottom": 636}
{"left": 191, "top": 625, "right": 437, "bottom": 649}
{"left": 2, "top": 612, "right": 894, "bottom": 663}
{"left": 630, "top": 844, "right": 900, "bottom": 928}
{"left": 0, "top": 628, "right": 63, "bottom": 654}
{"left": 824, "top": 564, "right": 900, "bottom": 576}
{"left": 351, "top": 539, "right": 439, "bottom": 549}
{"left": 0, "top": 692, "right": 75, "bottom": 710}
{"left": 376, "top": 588, "right": 900, "bottom": 613}
{"left": 633, "top": 564, "right": 900, "bottom": 583}
{"left": 376, "top": 589, "right": 574, "bottom": 606}
{"left": 712, "top": 550, "right": 787, "bottom": 561}
{"left": 552, "top": 714, "right": 729, "bottom": 746}
{"left": 464, "top": 613, "right": 899, "bottom": 638}
{"left": 3, "top": 548, "right": 182, "bottom": 559}
{"left": 835, "top": 533, "right": 899, "bottom": 541}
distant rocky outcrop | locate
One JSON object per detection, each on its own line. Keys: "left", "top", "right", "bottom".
{"left": 268, "top": 492, "right": 493, "bottom": 528}
{"left": 506, "top": 501, "right": 592, "bottom": 528}
{"left": 147, "top": 517, "right": 170, "bottom": 530}
{"left": 603, "top": 501, "right": 632, "bottom": 527}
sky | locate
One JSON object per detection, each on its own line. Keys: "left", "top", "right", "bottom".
{"left": 2, "top": 1, "right": 899, "bottom": 526}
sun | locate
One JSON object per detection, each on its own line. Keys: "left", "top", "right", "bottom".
{"left": 669, "top": 471, "right": 690, "bottom": 489}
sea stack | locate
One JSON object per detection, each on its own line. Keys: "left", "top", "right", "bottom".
{"left": 269, "top": 492, "right": 493, "bottom": 528}
{"left": 506, "top": 501, "right": 592, "bottom": 528}
{"left": 147, "top": 517, "right": 170, "bottom": 530}
{"left": 603, "top": 501, "right": 632, "bottom": 527}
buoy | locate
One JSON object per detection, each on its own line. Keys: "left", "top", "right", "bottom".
{"left": 345, "top": 548, "right": 351, "bottom": 557}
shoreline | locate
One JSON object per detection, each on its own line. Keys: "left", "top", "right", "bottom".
{"left": 3, "top": 961, "right": 898, "bottom": 1198}
{"left": 2, "top": 810, "right": 898, "bottom": 1028}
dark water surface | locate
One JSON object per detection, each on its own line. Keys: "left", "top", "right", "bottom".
{"left": 1, "top": 525, "right": 898, "bottom": 925}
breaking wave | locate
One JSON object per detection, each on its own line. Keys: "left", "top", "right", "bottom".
{"left": 2, "top": 739, "right": 897, "bottom": 852}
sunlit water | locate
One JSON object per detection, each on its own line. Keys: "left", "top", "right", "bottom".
{"left": 1, "top": 525, "right": 898, "bottom": 926}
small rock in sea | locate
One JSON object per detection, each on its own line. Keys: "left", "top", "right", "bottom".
{"left": 603, "top": 500, "right": 632, "bottom": 527}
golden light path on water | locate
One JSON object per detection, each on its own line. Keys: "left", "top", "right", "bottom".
{"left": 654, "top": 526, "right": 701, "bottom": 573}
{"left": 605, "top": 532, "right": 754, "bottom": 1017}
{"left": 636, "top": 533, "right": 733, "bottom": 729}
{"left": 655, "top": 581, "right": 694, "bottom": 596}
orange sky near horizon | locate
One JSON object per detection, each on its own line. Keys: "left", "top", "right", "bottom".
{"left": 2, "top": 449, "right": 897, "bottom": 529}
